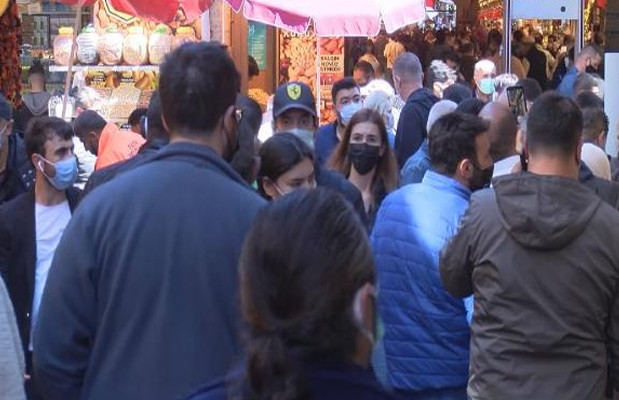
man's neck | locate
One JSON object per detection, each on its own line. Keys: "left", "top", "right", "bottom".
{"left": 169, "top": 135, "right": 223, "bottom": 155}
{"left": 336, "top": 123, "right": 345, "bottom": 142}
{"left": 528, "top": 158, "right": 579, "bottom": 180}
{"left": 400, "top": 83, "right": 421, "bottom": 102}
{"left": 35, "top": 176, "right": 67, "bottom": 206}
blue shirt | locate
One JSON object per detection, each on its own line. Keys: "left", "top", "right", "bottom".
{"left": 314, "top": 122, "right": 339, "bottom": 168}
{"left": 400, "top": 140, "right": 430, "bottom": 186}
{"left": 557, "top": 66, "right": 578, "bottom": 98}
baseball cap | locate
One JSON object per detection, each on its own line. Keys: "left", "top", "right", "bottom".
{"left": 273, "top": 82, "right": 317, "bottom": 119}
{"left": 0, "top": 93, "right": 12, "bottom": 121}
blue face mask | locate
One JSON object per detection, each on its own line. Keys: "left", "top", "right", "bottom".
{"left": 288, "top": 128, "right": 315, "bottom": 150}
{"left": 339, "top": 101, "right": 362, "bottom": 126}
{"left": 39, "top": 156, "right": 78, "bottom": 191}
{"left": 478, "top": 78, "right": 496, "bottom": 95}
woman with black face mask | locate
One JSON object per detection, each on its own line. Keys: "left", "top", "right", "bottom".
{"left": 329, "top": 109, "right": 398, "bottom": 231}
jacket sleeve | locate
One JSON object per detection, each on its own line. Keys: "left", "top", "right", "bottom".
{"left": 609, "top": 281, "right": 619, "bottom": 391}
{"left": 33, "top": 211, "right": 97, "bottom": 400}
{"left": 439, "top": 202, "right": 479, "bottom": 298}
{"left": 0, "top": 207, "right": 10, "bottom": 284}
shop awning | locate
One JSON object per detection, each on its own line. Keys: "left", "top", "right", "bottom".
{"left": 224, "top": 0, "right": 426, "bottom": 36}
{"left": 56, "top": 0, "right": 213, "bottom": 23}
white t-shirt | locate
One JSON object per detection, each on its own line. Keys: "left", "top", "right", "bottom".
{"left": 29, "top": 200, "right": 71, "bottom": 351}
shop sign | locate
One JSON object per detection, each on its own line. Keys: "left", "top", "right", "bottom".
{"left": 318, "top": 38, "right": 344, "bottom": 125}
{"left": 248, "top": 22, "right": 267, "bottom": 71}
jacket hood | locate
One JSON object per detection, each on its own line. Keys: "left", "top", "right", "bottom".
{"left": 22, "top": 92, "right": 50, "bottom": 116}
{"left": 408, "top": 88, "right": 438, "bottom": 106}
{"left": 494, "top": 173, "right": 601, "bottom": 250}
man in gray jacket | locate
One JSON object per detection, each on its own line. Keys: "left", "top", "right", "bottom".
{"left": 440, "top": 92, "right": 619, "bottom": 400}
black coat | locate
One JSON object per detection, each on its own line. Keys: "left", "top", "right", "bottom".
{"left": 579, "top": 163, "right": 619, "bottom": 210}
{"left": 33, "top": 142, "right": 266, "bottom": 400}
{"left": 0, "top": 188, "right": 80, "bottom": 357}
{"left": 395, "top": 88, "right": 438, "bottom": 168}
{"left": 0, "top": 133, "right": 35, "bottom": 205}
{"left": 315, "top": 165, "right": 367, "bottom": 228}
{"left": 82, "top": 139, "right": 167, "bottom": 198}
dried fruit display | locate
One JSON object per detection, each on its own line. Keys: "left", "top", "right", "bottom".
{"left": 248, "top": 88, "right": 270, "bottom": 112}
{"left": 148, "top": 25, "right": 172, "bottom": 65}
{"left": 0, "top": 0, "right": 22, "bottom": 106}
{"left": 103, "top": 83, "right": 141, "bottom": 120}
{"left": 123, "top": 27, "right": 148, "bottom": 66}
{"left": 53, "top": 27, "right": 77, "bottom": 66}
{"left": 279, "top": 30, "right": 317, "bottom": 97}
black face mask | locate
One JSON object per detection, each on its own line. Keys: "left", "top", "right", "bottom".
{"left": 348, "top": 143, "right": 381, "bottom": 175}
{"left": 469, "top": 161, "right": 494, "bottom": 191}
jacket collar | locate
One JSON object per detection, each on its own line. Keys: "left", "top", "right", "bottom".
{"left": 149, "top": 142, "right": 251, "bottom": 189}
{"left": 422, "top": 170, "right": 471, "bottom": 200}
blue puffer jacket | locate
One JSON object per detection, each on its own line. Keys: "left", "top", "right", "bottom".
{"left": 371, "top": 170, "right": 472, "bottom": 393}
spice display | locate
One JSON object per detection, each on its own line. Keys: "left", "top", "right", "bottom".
{"left": 53, "top": 27, "right": 76, "bottom": 66}
{"left": 279, "top": 31, "right": 317, "bottom": 93}
{"left": 99, "top": 27, "right": 124, "bottom": 65}
{"left": 172, "top": 26, "right": 197, "bottom": 51}
{"left": 103, "top": 84, "right": 142, "bottom": 120}
{"left": 77, "top": 24, "right": 99, "bottom": 65}
{"left": 123, "top": 26, "right": 148, "bottom": 66}
{"left": 248, "top": 88, "right": 270, "bottom": 112}
{"left": 0, "top": 0, "right": 21, "bottom": 106}
{"left": 148, "top": 25, "right": 172, "bottom": 65}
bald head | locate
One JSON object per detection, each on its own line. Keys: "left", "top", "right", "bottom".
{"left": 393, "top": 52, "right": 423, "bottom": 83}
{"left": 479, "top": 102, "right": 518, "bottom": 161}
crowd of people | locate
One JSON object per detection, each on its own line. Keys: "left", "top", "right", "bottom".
{"left": 0, "top": 25, "right": 617, "bottom": 400}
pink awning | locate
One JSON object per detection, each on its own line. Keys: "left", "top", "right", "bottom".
{"left": 224, "top": 0, "right": 426, "bottom": 36}
{"left": 57, "top": 0, "right": 213, "bottom": 22}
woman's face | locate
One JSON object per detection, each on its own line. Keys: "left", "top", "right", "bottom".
{"left": 350, "top": 121, "right": 383, "bottom": 149}
{"left": 266, "top": 157, "right": 316, "bottom": 199}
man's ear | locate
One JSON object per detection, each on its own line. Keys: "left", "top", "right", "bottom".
{"left": 456, "top": 158, "right": 474, "bottom": 181}
{"left": 223, "top": 105, "right": 236, "bottom": 134}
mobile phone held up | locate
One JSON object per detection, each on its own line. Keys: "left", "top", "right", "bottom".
{"left": 506, "top": 86, "right": 527, "bottom": 118}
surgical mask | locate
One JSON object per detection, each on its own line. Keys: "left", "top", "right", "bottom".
{"left": 38, "top": 156, "right": 78, "bottom": 190}
{"left": 348, "top": 143, "right": 381, "bottom": 175}
{"left": 339, "top": 102, "right": 362, "bottom": 126}
{"left": 289, "top": 128, "right": 315, "bottom": 150}
{"left": 478, "top": 78, "right": 495, "bottom": 95}
{"left": 469, "top": 162, "right": 494, "bottom": 191}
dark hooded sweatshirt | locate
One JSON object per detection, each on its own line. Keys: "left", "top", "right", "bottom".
{"left": 13, "top": 92, "right": 51, "bottom": 136}
{"left": 440, "top": 172, "right": 619, "bottom": 400}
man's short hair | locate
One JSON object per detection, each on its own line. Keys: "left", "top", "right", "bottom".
{"left": 29, "top": 61, "right": 46, "bottom": 78}
{"left": 354, "top": 61, "right": 375, "bottom": 78}
{"left": 527, "top": 93, "right": 583, "bottom": 157}
{"left": 73, "top": 110, "right": 107, "bottom": 138}
{"left": 573, "top": 73, "right": 601, "bottom": 96}
{"left": 443, "top": 83, "right": 473, "bottom": 104}
{"left": 456, "top": 98, "right": 485, "bottom": 116}
{"left": 146, "top": 91, "right": 167, "bottom": 140}
{"left": 128, "top": 108, "right": 148, "bottom": 127}
{"left": 582, "top": 107, "right": 609, "bottom": 143}
{"left": 480, "top": 102, "right": 518, "bottom": 161}
{"left": 488, "top": 29, "right": 503, "bottom": 46}
{"left": 159, "top": 42, "right": 240, "bottom": 136}
{"left": 25, "top": 117, "right": 73, "bottom": 159}
{"left": 460, "top": 42, "right": 474, "bottom": 54}
{"left": 574, "top": 91, "right": 604, "bottom": 110}
{"left": 443, "top": 50, "right": 460, "bottom": 66}
{"left": 579, "top": 44, "right": 603, "bottom": 61}
{"left": 332, "top": 78, "right": 359, "bottom": 104}
{"left": 429, "top": 111, "right": 490, "bottom": 176}
{"left": 516, "top": 78, "right": 542, "bottom": 103}
{"left": 426, "top": 60, "right": 457, "bottom": 88}
{"left": 393, "top": 52, "right": 423, "bottom": 82}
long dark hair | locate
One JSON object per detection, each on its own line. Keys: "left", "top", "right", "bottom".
{"left": 257, "top": 133, "right": 314, "bottom": 199}
{"left": 329, "top": 108, "right": 399, "bottom": 193}
{"left": 240, "top": 188, "right": 375, "bottom": 400}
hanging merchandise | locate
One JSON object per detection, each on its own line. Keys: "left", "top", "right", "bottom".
{"left": 0, "top": 0, "right": 22, "bottom": 106}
